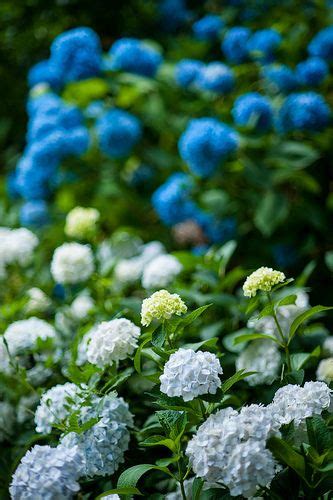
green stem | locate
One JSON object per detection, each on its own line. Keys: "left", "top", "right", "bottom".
{"left": 177, "top": 458, "right": 187, "bottom": 500}
{"left": 267, "top": 292, "right": 292, "bottom": 372}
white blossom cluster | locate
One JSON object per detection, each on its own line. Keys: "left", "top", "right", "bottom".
{"left": 0, "top": 401, "right": 15, "bottom": 442}
{"left": 269, "top": 381, "right": 332, "bottom": 426}
{"left": 25, "top": 287, "right": 51, "bottom": 314}
{"left": 114, "top": 241, "right": 165, "bottom": 285}
{"left": 87, "top": 318, "right": 140, "bottom": 368}
{"left": 70, "top": 293, "right": 95, "bottom": 320}
{"left": 0, "top": 227, "right": 38, "bottom": 278}
{"left": 141, "top": 289, "right": 187, "bottom": 326}
{"left": 243, "top": 267, "right": 285, "bottom": 297}
{"left": 60, "top": 394, "right": 133, "bottom": 477}
{"left": 51, "top": 242, "right": 94, "bottom": 284}
{"left": 160, "top": 348, "right": 222, "bottom": 401}
{"left": 76, "top": 326, "right": 96, "bottom": 366}
{"left": 186, "top": 404, "right": 280, "bottom": 498}
{"left": 10, "top": 444, "right": 83, "bottom": 500}
{"left": 323, "top": 336, "right": 333, "bottom": 356}
{"left": 236, "top": 340, "right": 281, "bottom": 386}
{"left": 248, "top": 290, "right": 309, "bottom": 339}
{"left": 35, "top": 382, "right": 85, "bottom": 433}
{"left": 142, "top": 254, "right": 182, "bottom": 289}
{"left": 317, "top": 358, "right": 333, "bottom": 383}
{"left": 0, "top": 318, "right": 57, "bottom": 374}
{"left": 65, "top": 206, "right": 100, "bottom": 239}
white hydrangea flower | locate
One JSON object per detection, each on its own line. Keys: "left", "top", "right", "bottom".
{"left": 65, "top": 206, "right": 100, "bottom": 239}
{"left": 87, "top": 319, "right": 140, "bottom": 368}
{"left": 0, "top": 227, "right": 38, "bottom": 277}
{"left": 243, "top": 267, "right": 285, "bottom": 297}
{"left": 35, "top": 383, "right": 85, "bottom": 434}
{"left": 114, "top": 241, "right": 165, "bottom": 285}
{"left": 142, "top": 254, "right": 182, "bottom": 289}
{"left": 141, "top": 289, "right": 187, "bottom": 326}
{"left": 25, "top": 288, "right": 51, "bottom": 314}
{"left": 10, "top": 444, "right": 83, "bottom": 500}
{"left": 269, "top": 381, "right": 332, "bottom": 426}
{"left": 0, "top": 401, "right": 15, "bottom": 442}
{"left": 60, "top": 394, "right": 133, "bottom": 477}
{"left": 186, "top": 404, "right": 279, "bottom": 497}
{"left": 51, "top": 243, "right": 94, "bottom": 284}
{"left": 102, "top": 496, "right": 120, "bottom": 500}
{"left": 1, "top": 317, "right": 57, "bottom": 372}
{"left": 323, "top": 336, "right": 333, "bottom": 356}
{"left": 70, "top": 294, "right": 95, "bottom": 320}
{"left": 317, "top": 358, "right": 333, "bottom": 383}
{"left": 236, "top": 340, "right": 281, "bottom": 386}
{"left": 76, "top": 327, "right": 96, "bottom": 366}
{"left": 160, "top": 348, "right": 222, "bottom": 401}
{"left": 248, "top": 290, "right": 309, "bottom": 339}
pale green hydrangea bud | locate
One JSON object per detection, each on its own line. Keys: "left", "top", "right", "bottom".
{"left": 243, "top": 267, "right": 285, "bottom": 297}
{"left": 317, "top": 358, "right": 333, "bottom": 383}
{"left": 141, "top": 289, "right": 187, "bottom": 326}
{"left": 65, "top": 206, "right": 100, "bottom": 239}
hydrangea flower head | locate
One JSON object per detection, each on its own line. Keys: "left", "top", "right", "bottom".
{"left": 247, "top": 28, "right": 281, "bottom": 62}
{"left": 96, "top": 109, "right": 142, "bottom": 158}
{"left": 243, "top": 266, "right": 285, "bottom": 297}
{"left": 141, "top": 289, "right": 187, "bottom": 326}
{"left": 51, "top": 242, "right": 94, "bottom": 284}
{"left": 60, "top": 394, "right": 133, "bottom": 477}
{"left": 35, "top": 383, "right": 85, "bottom": 434}
{"left": 20, "top": 200, "right": 49, "bottom": 227}
{"left": 159, "top": 0, "right": 190, "bottom": 32}
{"left": 10, "top": 444, "right": 83, "bottom": 499}
{"left": 192, "top": 15, "right": 224, "bottom": 41}
{"left": 196, "top": 62, "right": 235, "bottom": 94}
{"left": 28, "top": 59, "right": 62, "bottom": 90}
{"left": 221, "top": 27, "right": 251, "bottom": 63}
{"left": 236, "top": 340, "right": 281, "bottom": 385}
{"left": 296, "top": 57, "right": 329, "bottom": 86}
{"left": 232, "top": 92, "right": 273, "bottom": 131}
{"left": 175, "top": 59, "right": 204, "bottom": 88}
{"left": 65, "top": 206, "right": 100, "bottom": 239}
{"left": 87, "top": 318, "right": 141, "bottom": 368}
{"left": 160, "top": 348, "right": 222, "bottom": 401}
{"left": 262, "top": 64, "right": 298, "bottom": 93}
{"left": 308, "top": 26, "right": 333, "bottom": 61}
{"left": 317, "top": 358, "right": 333, "bottom": 383}
{"left": 50, "top": 27, "right": 102, "bottom": 82}
{"left": 109, "top": 38, "right": 162, "bottom": 77}
{"left": 142, "top": 254, "right": 182, "bottom": 289}
{"left": 179, "top": 118, "right": 239, "bottom": 177}
{"left": 278, "top": 92, "right": 330, "bottom": 132}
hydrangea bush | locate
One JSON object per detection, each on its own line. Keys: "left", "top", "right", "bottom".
{"left": 1, "top": 1, "right": 333, "bottom": 499}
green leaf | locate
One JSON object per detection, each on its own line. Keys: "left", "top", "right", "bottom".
{"left": 233, "top": 333, "right": 281, "bottom": 346}
{"left": 96, "top": 486, "right": 142, "bottom": 498}
{"left": 134, "top": 337, "right": 151, "bottom": 374}
{"left": 140, "top": 435, "right": 176, "bottom": 452}
{"left": 222, "top": 369, "right": 256, "bottom": 393}
{"left": 156, "top": 410, "right": 187, "bottom": 441}
{"left": 254, "top": 191, "right": 289, "bottom": 236}
{"left": 278, "top": 294, "right": 297, "bottom": 307}
{"left": 306, "top": 416, "right": 332, "bottom": 454}
{"left": 290, "top": 346, "right": 320, "bottom": 371}
{"left": 182, "top": 337, "right": 218, "bottom": 352}
{"left": 117, "top": 464, "right": 172, "bottom": 490}
{"left": 283, "top": 370, "right": 304, "bottom": 385}
{"left": 288, "top": 306, "right": 333, "bottom": 343}
{"left": 151, "top": 327, "right": 166, "bottom": 349}
{"left": 325, "top": 251, "right": 333, "bottom": 272}
{"left": 267, "top": 437, "right": 306, "bottom": 479}
{"left": 245, "top": 296, "right": 259, "bottom": 315}
{"left": 192, "top": 477, "right": 204, "bottom": 500}
{"left": 295, "top": 261, "right": 316, "bottom": 287}
{"left": 178, "top": 304, "right": 213, "bottom": 331}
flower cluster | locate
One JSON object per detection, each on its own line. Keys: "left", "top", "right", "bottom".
{"left": 243, "top": 266, "right": 286, "bottom": 297}
{"left": 141, "top": 289, "right": 187, "bottom": 326}
{"left": 236, "top": 340, "right": 281, "bottom": 386}
{"left": 108, "top": 38, "right": 162, "bottom": 77}
{"left": 51, "top": 242, "right": 94, "bottom": 284}
{"left": 65, "top": 206, "right": 100, "bottom": 239}
{"left": 160, "top": 348, "right": 222, "bottom": 401}
{"left": 142, "top": 254, "right": 182, "bottom": 289}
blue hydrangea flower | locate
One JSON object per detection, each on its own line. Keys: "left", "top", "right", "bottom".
{"left": 20, "top": 200, "right": 49, "bottom": 227}
{"left": 261, "top": 64, "right": 299, "bottom": 93}
{"left": 221, "top": 27, "right": 251, "bottom": 63}
{"left": 247, "top": 29, "right": 281, "bottom": 62}
{"left": 152, "top": 172, "right": 198, "bottom": 225}
{"left": 15, "top": 156, "right": 54, "bottom": 200}
{"left": 60, "top": 394, "right": 133, "bottom": 478}
{"left": 10, "top": 444, "right": 83, "bottom": 500}
{"left": 27, "top": 92, "right": 63, "bottom": 118}
{"left": 27, "top": 104, "right": 83, "bottom": 142}
{"left": 197, "top": 214, "right": 237, "bottom": 244}
{"left": 50, "top": 27, "right": 102, "bottom": 83}
{"left": 278, "top": 92, "right": 331, "bottom": 132}
{"left": 159, "top": 0, "right": 190, "bottom": 32}
{"left": 28, "top": 59, "right": 62, "bottom": 89}
{"left": 179, "top": 118, "right": 239, "bottom": 177}
{"left": 175, "top": 59, "right": 204, "bottom": 88}
{"left": 84, "top": 100, "right": 105, "bottom": 118}
{"left": 196, "top": 62, "right": 235, "bottom": 94}
{"left": 296, "top": 57, "right": 329, "bottom": 86}
{"left": 232, "top": 92, "right": 273, "bottom": 131}
{"left": 192, "top": 15, "right": 224, "bottom": 41}
{"left": 308, "top": 26, "right": 333, "bottom": 61}
{"left": 62, "top": 127, "right": 90, "bottom": 156}
{"left": 109, "top": 38, "right": 162, "bottom": 77}
{"left": 96, "top": 108, "right": 142, "bottom": 158}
